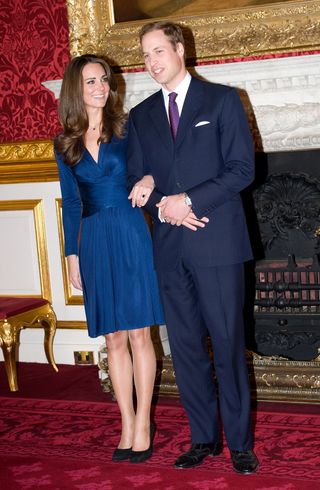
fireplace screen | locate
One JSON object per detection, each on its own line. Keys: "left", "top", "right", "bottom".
{"left": 248, "top": 150, "right": 320, "bottom": 361}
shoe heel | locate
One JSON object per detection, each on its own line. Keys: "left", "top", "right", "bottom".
{"left": 130, "top": 422, "right": 155, "bottom": 464}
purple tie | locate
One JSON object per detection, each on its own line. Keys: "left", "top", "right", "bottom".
{"left": 168, "top": 92, "right": 179, "bottom": 139}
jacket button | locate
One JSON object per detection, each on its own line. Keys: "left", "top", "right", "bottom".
{"left": 176, "top": 182, "right": 181, "bottom": 188}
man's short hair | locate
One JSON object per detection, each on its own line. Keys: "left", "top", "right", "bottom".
{"left": 139, "top": 21, "right": 185, "bottom": 51}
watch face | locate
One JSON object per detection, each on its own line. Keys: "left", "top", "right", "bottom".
{"left": 185, "top": 194, "right": 192, "bottom": 206}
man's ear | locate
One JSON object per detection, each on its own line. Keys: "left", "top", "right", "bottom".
{"left": 176, "top": 42, "right": 185, "bottom": 58}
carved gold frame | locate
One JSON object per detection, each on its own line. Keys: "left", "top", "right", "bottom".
{"left": 66, "top": 0, "right": 320, "bottom": 68}
{"left": 0, "top": 199, "right": 52, "bottom": 302}
{"left": 0, "top": 140, "right": 57, "bottom": 184}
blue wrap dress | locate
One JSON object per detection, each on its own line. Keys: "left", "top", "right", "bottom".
{"left": 55, "top": 135, "right": 164, "bottom": 337}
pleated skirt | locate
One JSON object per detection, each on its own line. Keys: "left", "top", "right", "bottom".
{"left": 79, "top": 202, "right": 164, "bottom": 337}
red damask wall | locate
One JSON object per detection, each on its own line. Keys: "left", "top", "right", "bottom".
{"left": 0, "top": 0, "right": 70, "bottom": 143}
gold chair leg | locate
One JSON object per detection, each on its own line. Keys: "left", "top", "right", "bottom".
{"left": 0, "top": 321, "right": 19, "bottom": 391}
{"left": 41, "top": 308, "right": 58, "bottom": 373}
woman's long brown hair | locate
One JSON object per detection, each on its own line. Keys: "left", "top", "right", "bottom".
{"left": 55, "top": 54, "right": 126, "bottom": 166}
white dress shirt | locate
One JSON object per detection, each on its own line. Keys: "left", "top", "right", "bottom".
{"left": 162, "top": 72, "right": 192, "bottom": 120}
{"left": 158, "top": 72, "right": 192, "bottom": 222}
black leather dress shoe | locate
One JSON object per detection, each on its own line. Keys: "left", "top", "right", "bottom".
{"left": 230, "top": 450, "right": 259, "bottom": 474}
{"left": 112, "top": 447, "right": 132, "bottom": 462}
{"left": 130, "top": 423, "right": 155, "bottom": 464}
{"left": 174, "top": 442, "right": 223, "bottom": 469}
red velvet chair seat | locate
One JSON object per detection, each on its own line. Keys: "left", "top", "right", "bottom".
{"left": 0, "top": 297, "right": 48, "bottom": 319}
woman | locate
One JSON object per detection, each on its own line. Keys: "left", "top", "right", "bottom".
{"left": 55, "top": 55, "right": 164, "bottom": 464}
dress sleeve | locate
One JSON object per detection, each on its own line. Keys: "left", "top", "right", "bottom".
{"left": 55, "top": 149, "right": 82, "bottom": 256}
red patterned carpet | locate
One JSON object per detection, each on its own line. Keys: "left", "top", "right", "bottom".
{"left": 0, "top": 394, "right": 320, "bottom": 490}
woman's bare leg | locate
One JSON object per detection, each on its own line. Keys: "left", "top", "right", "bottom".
{"left": 106, "top": 330, "right": 135, "bottom": 449}
{"left": 129, "top": 327, "right": 156, "bottom": 451}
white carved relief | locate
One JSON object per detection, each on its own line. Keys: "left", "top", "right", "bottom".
{"left": 256, "top": 104, "right": 320, "bottom": 135}
{"left": 43, "top": 54, "right": 320, "bottom": 153}
{"left": 195, "top": 55, "right": 320, "bottom": 152}
{"left": 252, "top": 102, "right": 320, "bottom": 151}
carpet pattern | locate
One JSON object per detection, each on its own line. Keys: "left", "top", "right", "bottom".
{"left": 0, "top": 397, "right": 319, "bottom": 489}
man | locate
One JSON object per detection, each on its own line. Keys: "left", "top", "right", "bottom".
{"left": 127, "top": 21, "right": 259, "bottom": 474}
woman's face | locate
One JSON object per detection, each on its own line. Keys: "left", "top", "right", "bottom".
{"left": 82, "top": 62, "right": 110, "bottom": 110}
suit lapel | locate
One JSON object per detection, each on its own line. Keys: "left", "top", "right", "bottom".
{"left": 175, "top": 77, "right": 204, "bottom": 150}
{"left": 148, "top": 78, "right": 204, "bottom": 152}
{"left": 149, "top": 90, "right": 174, "bottom": 153}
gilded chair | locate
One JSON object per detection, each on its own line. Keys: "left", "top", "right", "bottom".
{"left": 0, "top": 297, "right": 58, "bottom": 391}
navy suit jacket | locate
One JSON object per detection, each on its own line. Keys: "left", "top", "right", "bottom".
{"left": 127, "top": 76, "right": 254, "bottom": 270}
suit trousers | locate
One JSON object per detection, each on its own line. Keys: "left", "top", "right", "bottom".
{"left": 157, "top": 258, "right": 253, "bottom": 451}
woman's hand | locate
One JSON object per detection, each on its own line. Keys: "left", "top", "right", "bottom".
{"left": 67, "top": 255, "right": 82, "bottom": 290}
{"left": 128, "top": 175, "right": 155, "bottom": 207}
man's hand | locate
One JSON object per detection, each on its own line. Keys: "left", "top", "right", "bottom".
{"left": 128, "top": 175, "right": 155, "bottom": 207}
{"left": 67, "top": 255, "right": 82, "bottom": 290}
{"left": 157, "top": 193, "right": 191, "bottom": 225}
{"left": 182, "top": 213, "right": 209, "bottom": 231}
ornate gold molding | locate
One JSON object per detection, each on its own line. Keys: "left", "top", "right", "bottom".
{"left": 0, "top": 200, "right": 52, "bottom": 302}
{"left": 138, "top": 353, "right": 320, "bottom": 402}
{"left": 248, "top": 352, "right": 320, "bottom": 402}
{"left": 0, "top": 140, "right": 58, "bottom": 184}
{"left": 57, "top": 320, "right": 87, "bottom": 329}
{"left": 99, "top": 346, "right": 320, "bottom": 402}
{"left": 66, "top": 1, "right": 320, "bottom": 69}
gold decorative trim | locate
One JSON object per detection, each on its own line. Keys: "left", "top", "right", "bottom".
{"left": 99, "top": 348, "right": 320, "bottom": 402}
{"left": 248, "top": 352, "right": 320, "bottom": 403}
{"left": 55, "top": 198, "right": 84, "bottom": 305}
{"left": 57, "top": 320, "right": 87, "bottom": 329}
{"left": 0, "top": 140, "right": 58, "bottom": 184}
{"left": 152, "top": 353, "right": 320, "bottom": 403}
{"left": 66, "top": 1, "right": 320, "bottom": 69}
{"left": 0, "top": 200, "right": 52, "bottom": 302}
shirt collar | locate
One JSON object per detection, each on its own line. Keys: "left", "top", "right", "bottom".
{"left": 162, "top": 72, "right": 191, "bottom": 101}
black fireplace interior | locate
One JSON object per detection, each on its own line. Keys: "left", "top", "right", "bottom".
{"left": 244, "top": 149, "right": 320, "bottom": 361}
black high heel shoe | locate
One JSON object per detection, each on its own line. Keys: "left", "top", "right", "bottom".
{"left": 112, "top": 447, "right": 132, "bottom": 462}
{"left": 130, "top": 423, "right": 155, "bottom": 464}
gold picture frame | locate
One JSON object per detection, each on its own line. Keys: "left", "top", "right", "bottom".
{"left": 0, "top": 199, "right": 52, "bottom": 302}
{"left": 66, "top": 0, "right": 320, "bottom": 69}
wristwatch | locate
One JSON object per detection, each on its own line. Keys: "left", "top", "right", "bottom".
{"left": 184, "top": 193, "right": 192, "bottom": 206}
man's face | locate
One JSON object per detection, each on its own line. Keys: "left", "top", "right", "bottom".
{"left": 141, "top": 29, "right": 186, "bottom": 91}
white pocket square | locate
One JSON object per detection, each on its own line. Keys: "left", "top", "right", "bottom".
{"left": 195, "top": 121, "right": 211, "bottom": 127}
